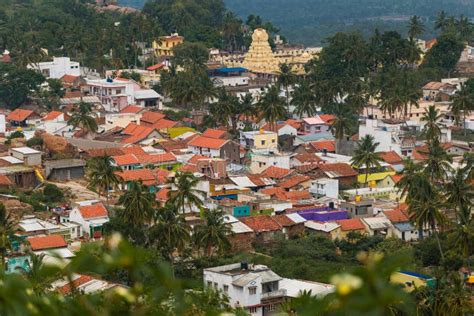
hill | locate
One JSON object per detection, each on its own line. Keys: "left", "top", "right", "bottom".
{"left": 119, "top": 0, "right": 474, "bottom": 45}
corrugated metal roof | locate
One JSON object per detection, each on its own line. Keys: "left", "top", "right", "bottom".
{"left": 231, "top": 221, "right": 254, "bottom": 234}
{"left": 229, "top": 176, "right": 257, "bottom": 188}
{"left": 362, "top": 217, "right": 391, "bottom": 230}
{"left": 393, "top": 222, "right": 415, "bottom": 232}
{"left": 286, "top": 213, "right": 307, "bottom": 224}
{"left": 232, "top": 273, "right": 260, "bottom": 287}
{"left": 304, "top": 221, "right": 340, "bottom": 232}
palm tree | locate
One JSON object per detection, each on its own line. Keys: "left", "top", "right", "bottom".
{"left": 68, "top": 102, "right": 98, "bottom": 137}
{"left": 351, "top": 135, "right": 383, "bottom": 187}
{"left": 435, "top": 11, "right": 448, "bottom": 31}
{"left": 117, "top": 181, "right": 156, "bottom": 228}
{"left": 422, "top": 139, "right": 452, "bottom": 182}
{"left": 407, "top": 16, "right": 425, "bottom": 39}
{"left": 291, "top": 80, "right": 317, "bottom": 118}
{"left": 193, "top": 208, "right": 232, "bottom": 257}
{"left": 149, "top": 205, "right": 190, "bottom": 268}
{"left": 409, "top": 182, "right": 446, "bottom": 258}
{"left": 167, "top": 172, "right": 205, "bottom": 215}
{"left": 258, "top": 85, "right": 287, "bottom": 131}
{"left": 450, "top": 205, "right": 474, "bottom": 265}
{"left": 445, "top": 168, "right": 474, "bottom": 219}
{"left": 450, "top": 82, "right": 473, "bottom": 136}
{"left": 0, "top": 203, "right": 16, "bottom": 270}
{"left": 330, "top": 103, "right": 356, "bottom": 154}
{"left": 23, "top": 252, "right": 52, "bottom": 294}
{"left": 277, "top": 63, "right": 296, "bottom": 113}
{"left": 396, "top": 158, "right": 424, "bottom": 202}
{"left": 421, "top": 105, "right": 443, "bottom": 141}
{"left": 86, "top": 155, "right": 121, "bottom": 205}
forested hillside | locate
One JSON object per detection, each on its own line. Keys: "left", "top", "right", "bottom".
{"left": 120, "top": 0, "right": 474, "bottom": 45}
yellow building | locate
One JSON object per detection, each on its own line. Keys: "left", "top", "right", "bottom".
{"left": 390, "top": 271, "right": 435, "bottom": 292}
{"left": 152, "top": 33, "right": 184, "bottom": 57}
{"left": 241, "top": 130, "right": 278, "bottom": 150}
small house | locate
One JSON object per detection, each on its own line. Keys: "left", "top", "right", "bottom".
{"left": 69, "top": 202, "right": 109, "bottom": 240}
{"left": 9, "top": 147, "right": 42, "bottom": 166}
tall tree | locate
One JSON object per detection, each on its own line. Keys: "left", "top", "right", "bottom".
{"left": 445, "top": 167, "right": 474, "bottom": 219}
{"left": 167, "top": 172, "right": 205, "bottom": 214}
{"left": 86, "top": 155, "right": 121, "bottom": 204}
{"left": 450, "top": 82, "right": 474, "bottom": 136}
{"left": 351, "top": 135, "right": 383, "bottom": 187}
{"left": 407, "top": 16, "right": 425, "bottom": 39}
{"left": 68, "top": 102, "right": 98, "bottom": 136}
{"left": 258, "top": 85, "right": 287, "bottom": 131}
{"left": 193, "top": 208, "right": 232, "bottom": 257}
{"left": 291, "top": 80, "right": 317, "bottom": 118}
{"left": 117, "top": 181, "right": 156, "bottom": 228}
{"left": 421, "top": 105, "right": 443, "bottom": 141}
{"left": 0, "top": 203, "right": 16, "bottom": 271}
{"left": 330, "top": 103, "right": 357, "bottom": 154}
{"left": 277, "top": 63, "right": 296, "bottom": 113}
{"left": 422, "top": 139, "right": 452, "bottom": 182}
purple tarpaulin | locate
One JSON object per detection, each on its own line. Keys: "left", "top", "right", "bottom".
{"left": 297, "top": 207, "right": 348, "bottom": 222}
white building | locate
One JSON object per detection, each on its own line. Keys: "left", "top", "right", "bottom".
{"left": 309, "top": 178, "right": 339, "bottom": 199}
{"left": 250, "top": 151, "right": 291, "bottom": 174}
{"left": 68, "top": 201, "right": 109, "bottom": 239}
{"left": 28, "top": 57, "right": 80, "bottom": 79}
{"left": 203, "top": 263, "right": 334, "bottom": 316}
{"left": 9, "top": 147, "right": 42, "bottom": 166}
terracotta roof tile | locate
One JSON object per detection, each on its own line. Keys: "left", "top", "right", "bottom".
{"left": 293, "top": 153, "right": 323, "bottom": 164}
{"left": 310, "top": 140, "right": 336, "bottom": 152}
{"left": 121, "top": 123, "right": 156, "bottom": 144}
{"left": 379, "top": 151, "right": 403, "bottom": 165}
{"left": 187, "top": 154, "right": 208, "bottom": 165}
{"left": 281, "top": 190, "right": 311, "bottom": 200}
{"left": 285, "top": 119, "right": 302, "bottom": 130}
{"left": 155, "top": 188, "right": 170, "bottom": 201}
{"left": 140, "top": 111, "right": 165, "bottom": 125}
{"left": 239, "top": 215, "right": 282, "bottom": 232}
{"left": 116, "top": 168, "right": 170, "bottom": 185}
{"left": 121, "top": 146, "right": 146, "bottom": 155}
{"left": 202, "top": 128, "right": 227, "bottom": 139}
{"left": 0, "top": 175, "right": 12, "bottom": 186}
{"left": 79, "top": 203, "right": 108, "bottom": 219}
{"left": 58, "top": 275, "right": 94, "bottom": 295}
{"left": 112, "top": 154, "right": 140, "bottom": 166}
{"left": 277, "top": 175, "right": 310, "bottom": 189}
{"left": 391, "top": 174, "right": 403, "bottom": 184}
{"left": 153, "top": 119, "right": 178, "bottom": 130}
{"left": 272, "top": 215, "right": 297, "bottom": 227}
{"left": 187, "top": 136, "right": 228, "bottom": 150}
{"left": 294, "top": 163, "right": 320, "bottom": 174}
{"left": 7, "top": 109, "right": 34, "bottom": 122}
{"left": 60, "top": 74, "right": 79, "bottom": 83}
{"left": 319, "top": 163, "right": 358, "bottom": 178}
{"left": 179, "top": 164, "right": 198, "bottom": 173}
{"left": 146, "top": 63, "right": 164, "bottom": 71}
{"left": 120, "top": 105, "right": 143, "bottom": 114}
{"left": 260, "top": 166, "right": 293, "bottom": 179}
{"left": 138, "top": 152, "right": 177, "bottom": 164}
{"left": 383, "top": 209, "right": 409, "bottom": 223}
{"left": 260, "top": 187, "right": 285, "bottom": 196}
{"left": 336, "top": 218, "right": 365, "bottom": 231}
{"left": 28, "top": 235, "right": 67, "bottom": 251}
{"left": 319, "top": 114, "right": 335, "bottom": 124}
{"left": 43, "top": 111, "right": 65, "bottom": 121}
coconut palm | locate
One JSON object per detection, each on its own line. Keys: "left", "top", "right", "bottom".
{"left": 258, "top": 85, "right": 287, "bottom": 131}
{"left": 351, "top": 135, "right": 383, "bottom": 187}
{"left": 409, "top": 182, "right": 446, "bottom": 258}
{"left": 407, "top": 16, "right": 425, "bottom": 39}
{"left": 421, "top": 105, "right": 443, "bottom": 141}
{"left": 0, "top": 203, "right": 16, "bottom": 270}
{"left": 167, "top": 172, "right": 205, "bottom": 215}
{"left": 445, "top": 168, "right": 474, "bottom": 219}
{"left": 435, "top": 11, "right": 448, "bottom": 31}
{"left": 86, "top": 155, "right": 121, "bottom": 204}
{"left": 277, "top": 63, "right": 296, "bottom": 112}
{"left": 23, "top": 252, "right": 52, "bottom": 294}
{"left": 450, "top": 82, "right": 473, "bottom": 136}
{"left": 330, "top": 103, "right": 357, "bottom": 154}
{"left": 450, "top": 205, "right": 474, "bottom": 264}
{"left": 68, "top": 102, "right": 98, "bottom": 136}
{"left": 193, "top": 208, "right": 232, "bottom": 257}
{"left": 149, "top": 205, "right": 190, "bottom": 267}
{"left": 396, "top": 158, "right": 424, "bottom": 202}
{"left": 291, "top": 80, "right": 317, "bottom": 118}
{"left": 422, "top": 139, "right": 452, "bottom": 182}
{"left": 117, "top": 181, "right": 156, "bottom": 228}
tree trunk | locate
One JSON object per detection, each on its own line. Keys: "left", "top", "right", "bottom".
{"left": 365, "top": 166, "right": 369, "bottom": 188}
{"left": 434, "top": 224, "right": 444, "bottom": 260}
{"left": 286, "top": 86, "right": 290, "bottom": 115}
{"left": 464, "top": 111, "right": 467, "bottom": 137}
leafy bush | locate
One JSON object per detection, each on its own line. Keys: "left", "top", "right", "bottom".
{"left": 26, "top": 136, "right": 43, "bottom": 147}
{"left": 42, "top": 184, "right": 64, "bottom": 204}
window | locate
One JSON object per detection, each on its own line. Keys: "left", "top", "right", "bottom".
{"left": 261, "top": 140, "right": 265, "bottom": 145}
{"left": 272, "top": 139, "right": 276, "bottom": 143}
{"left": 214, "top": 282, "right": 218, "bottom": 289}
{"left": 223, "top": 285, "right": 228, "bottom": 293}
{"left": 249, "top": 286, "right": 257, "bottom": 295}
{"left": 207, "top": 281, "right": 212, "bottom": 287}
{"left": 249, "top": 307, "right": 257, "bottom": 314}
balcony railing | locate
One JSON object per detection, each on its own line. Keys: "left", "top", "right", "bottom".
{"left": 261, "top": 289, "right": 287, "bottom": 299}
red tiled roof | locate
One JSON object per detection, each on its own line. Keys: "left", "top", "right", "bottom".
{"left": 112, "top": 154, "right": 140, "bottom": 166}
{"left": 120, "top": 105, "right": 143, "bottom": 114}
{"left": 0, "top": 175, "right": 12, "bottom": 186}
{"left": 28, "top": 235, "right": 67, "bottom": 251}
{"left": 60, "top": 74, "right": 79, "bottom": 83}
{"left": 391, "top": 174, "right": 403, "bottom": 184}
{"left": 188, "top": 136, "right": 228, "bottom": 150}
{"left": 188, "top": 154, "right": 208, "bottom": 165}
{"left": 138, "top": 152, "right": 177, "bottom": 164}
{"left": 116, "top": 168, "right": 170, "bottom": 185}
{"left": 260, "top": 187, "right": 285, "bottom": 196}
{"left": 146, "top": 63, "right": 164, "bottom": 71}
{"left": 280, "top": 190, "right": 311, "bottom": 200}
{"left": 383, "top": 209, "right": 409, "bottom": 223}
{"left": 336, "top": 218, "right": 365, "bottom": 231}
{"left": 121, "top": 146, "right": 146, "bottom": 156}
{"left": 153, "top": 119, "right": 178, "bottom": 129}
{"left": 141, "top": 111, "right": 166, "bottom": 125}
{"left": 425, "top": 38, "right": 437, "bottom": 50}
{"left": 294, "top": 163, "right": 320, "bottom": 174}
{"left": 0, "top": 54, "right": 11, "bottom": 63}
{"left": 202, "top": 128, "right": 227, "bottom": 139}
{"left": 260, "top": 166, "right": 293, "bottom": 179}
{"left": 85, "top": 148, "right": 125, "bottom": 157}
{"left": 319, "top": 163, "right": 358, "bottom": 178}
{"left": 239, "top": 215, "right": 282, "bottom": 232}
{"left": 79, "top": 203, "right": 108, "bottom": 219}
{"left": 379, "top": 151, "right": 403, "bottom": 165}
{"left": 155, "top": 188, "right": 170, "bottom": 201}
{"left": 319, "top": 114, "right": 335, "bottom": 124}
{"left": 7, "top": 109, "right": 33, "bottom": 122}
{"left": 57, "top": 275, "right": 94, "bottom": 295}
{"left": 64, "top": 91, "right": 82, "bottom": 98}
{"left": 179, "top": 164, "right": 198, "bottom": 173}
{"left": 43, "top": 111, "right": 66, "bottom": 121}
{"left": 293, "top": 153, "right": 323, "bottom": 164}
{"left": 247, "top": 175, "right": 270, "bottom": 187}
{"left": 310, "top": 140, "right": 336, "bottom": 152}
{"left": 278, "top": 175, "right": 310, "bottom": 189}
{"left": 272, "top": 215, "right": 297, "bottom": 227}
{"left": 121, "top": 123, "right": 156, "bottom": 144}
{"left": 285, "top": 119, "right": 301, "bottom": 130}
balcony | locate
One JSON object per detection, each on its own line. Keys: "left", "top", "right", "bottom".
{"left": 261, "top": 289, "right": 287, "bottom": 299}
